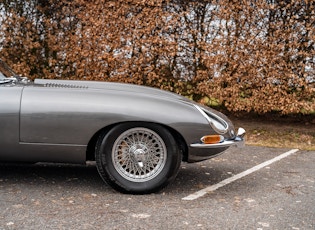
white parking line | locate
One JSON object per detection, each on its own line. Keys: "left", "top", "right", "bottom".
{"left": 182, "top": 149, "right": 299, "bottom": 201}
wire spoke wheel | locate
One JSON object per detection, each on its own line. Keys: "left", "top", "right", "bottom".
{"left": 95, "top": 122, "right": 181, "bottom": 194}
{"left": 112, "top": 128, "right": 167, "bottom": 182}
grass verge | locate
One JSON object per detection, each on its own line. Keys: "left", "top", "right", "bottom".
{"left": 232, "top": 117, "right": 315, "bottom": 151}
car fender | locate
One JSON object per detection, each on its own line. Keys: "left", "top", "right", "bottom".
{"left": 20, "top": 86, "right": 210, "bottom": 147}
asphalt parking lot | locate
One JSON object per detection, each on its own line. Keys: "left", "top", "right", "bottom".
{"left": 0, "top": 146, "right": 314, "bottom": 230}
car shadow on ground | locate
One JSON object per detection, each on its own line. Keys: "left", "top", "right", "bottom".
{"left": 0, "top": 161, "right": 257, "bottom": 196}
{"left": 0, "top": 162, "right": 106, "bottom": 191}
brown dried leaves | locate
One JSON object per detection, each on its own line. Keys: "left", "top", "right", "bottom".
{"left": 0, "top": 0, "right": 314, "bottom": 114}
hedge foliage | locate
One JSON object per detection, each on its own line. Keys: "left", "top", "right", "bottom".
{"left": 1, "top": 0, "right": 314, "bottom": 114}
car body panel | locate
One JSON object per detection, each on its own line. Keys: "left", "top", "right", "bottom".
{"left": 0, "top": 87, "right": 23, "bottom": 156}
{"left": 20, "top": 85, "right": 208, "bottom": 145}
{"left": 1, "top": 74, "right": 244, "bottom": 164}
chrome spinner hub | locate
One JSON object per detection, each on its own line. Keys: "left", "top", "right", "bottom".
{"left": 130, "top": 144, "right": 148, "bottom": 167}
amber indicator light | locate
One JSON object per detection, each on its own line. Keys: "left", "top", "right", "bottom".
{"left": 201, "top": 135, "right": 223, "bottom": 144}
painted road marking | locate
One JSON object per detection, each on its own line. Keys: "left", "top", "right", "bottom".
{"left": 182, "top": 149, "right": 299, "bottom": 201}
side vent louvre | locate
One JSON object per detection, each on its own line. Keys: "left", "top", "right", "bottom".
{"left": 44, "top": 83, "right": 88, "bottom": 89}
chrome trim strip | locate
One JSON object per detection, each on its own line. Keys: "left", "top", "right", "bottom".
{"left": 193, "top": 105, "right": 229, "bottom": 134}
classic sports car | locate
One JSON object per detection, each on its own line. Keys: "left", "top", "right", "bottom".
{"left": 0, "top": 59, "right": 245, "bottom": 194}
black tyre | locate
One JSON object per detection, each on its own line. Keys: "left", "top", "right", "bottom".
{"left": 95, "top": 122, "right": 181, "bottom": 194}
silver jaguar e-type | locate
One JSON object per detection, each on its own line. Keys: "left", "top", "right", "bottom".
{"left": 0, "top": 59, "right": 245, "bottom": 194}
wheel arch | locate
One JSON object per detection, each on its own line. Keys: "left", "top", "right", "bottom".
{"left": 86, "top": 121, "right": 188, "bottom": 162}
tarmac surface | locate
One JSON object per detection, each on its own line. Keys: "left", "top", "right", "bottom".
{"left": 0, "top": 146, "right": 314, "bottom": 229}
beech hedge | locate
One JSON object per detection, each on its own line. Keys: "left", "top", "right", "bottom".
{"left": 1, "top": 0, "right": 314, "bottom": 114}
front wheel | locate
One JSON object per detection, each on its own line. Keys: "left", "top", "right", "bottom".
{"left": 95, "top": 123, "right": 182, "bottom": 194}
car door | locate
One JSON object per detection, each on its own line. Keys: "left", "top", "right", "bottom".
{"left": 0, "top": 86, "right": 23, "bottom": 157}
